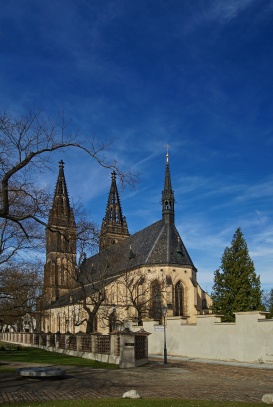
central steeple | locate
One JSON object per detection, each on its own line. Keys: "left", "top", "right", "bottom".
{"left": 99, "top": 171, "right": 130, "bottom": 250}
{"left": 162, "top": 149, "right": 175, "bottom": 224}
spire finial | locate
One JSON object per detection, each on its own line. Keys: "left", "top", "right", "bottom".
{"left": 165, "top": 144, "right": 169, "bottom": 163}
{"left": 59, "top": 160, "right": 64, "bottom": 169}
{"left": 111, "top": 171, "right": 116, "bottom": 180}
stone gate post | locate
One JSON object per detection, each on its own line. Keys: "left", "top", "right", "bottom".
{"left": 119, "top": 328, "right": 136, "bottom": 368}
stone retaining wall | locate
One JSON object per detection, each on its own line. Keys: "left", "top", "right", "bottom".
{"left": 143, "top": 311, "right": 273, "bottom": 364}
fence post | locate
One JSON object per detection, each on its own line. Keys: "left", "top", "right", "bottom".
{"left": 91, "top": 333, "right": 98, "bottom": 354}
{"left": 46, "top": 333, "right": 51, "bottom": 348}
{"left": 55, "top": 333, "right": 59, "bottom": 350}
{"left": 39, "top": 333, "right": 43, "bottom": 348}
{"left": 110, "top": 332, "right": 120, "bottom": 357}
{"left": 65, "top": 333, "right": 70, "bottom": 351}
{"left": 76, "top": 334, "right": 81, "bottom": 353}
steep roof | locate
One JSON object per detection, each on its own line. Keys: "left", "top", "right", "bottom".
{"left": 81, "top": 219, "right": 195, "bottom": 284}
{"left": 81, "top": 151, "right": 195, "bottom": 282}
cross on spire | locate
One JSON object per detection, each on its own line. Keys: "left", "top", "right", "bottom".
{"left": 165, "top": 144, "right": 169, "bottom": 163}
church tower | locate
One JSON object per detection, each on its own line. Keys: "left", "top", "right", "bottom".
{"left": 100, "top": 171, "right": 130, "bottom": 250}
{"left": 43, "top": 160, "right": 77, "bottom": 304}
{"left": 162, "top": 149, "right": 175, "bottom": 224}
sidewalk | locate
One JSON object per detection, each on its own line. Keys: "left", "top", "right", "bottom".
{"left": 150, "top": 353, "right": 273, "bottom": 370}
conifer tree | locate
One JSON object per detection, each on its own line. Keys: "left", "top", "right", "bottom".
{"left": 211, "top": 227, "right": 263, "bottom": 322}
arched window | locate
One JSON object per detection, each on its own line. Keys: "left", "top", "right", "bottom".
{"left": 150, "top": 280, "right": 162, "bottom": 320}
{"left": 175, "top": 281, "right": 183, "bottom": 316}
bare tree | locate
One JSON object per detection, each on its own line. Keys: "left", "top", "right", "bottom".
{"left": 0, "top": 260, "right": 43, "bottom": 331}
{"left": 99, "top": 304, "right": 125, "bottom": 333}
{"left": 0, "top": 217, "right": 44, "bottom": 265}
{"left": 0, "top": 107, "right": 137, "bottom": 262}
{"left": 116, "top": 271, "right": 167, "bottom": 325}
{"left": 54, "top": 214, "right": 111, "bottom": 334}
{"left": 73, "top": 255, "right": 115, "bottom": 334}
{"left": 0, "top": 107, "right": 140, "bottom": 334}
{"left": 69, "top": 238, "right": 168, "bottom": 332}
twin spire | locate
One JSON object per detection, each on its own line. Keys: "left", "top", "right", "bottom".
{"left": 49, "top": 149, "right": 175, "bottom": 251}
{"left": 101, "top": 148, "right": 175, "bottom": 250}
{"left": 99, "top": 171, "right": 130, "bottom": 250}
{"left": 49, "top": 160, "right": 75, "bottom": 227}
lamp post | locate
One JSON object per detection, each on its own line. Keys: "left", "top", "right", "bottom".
{"left": 162, "top": 305, "right": 167, "bottom": 365}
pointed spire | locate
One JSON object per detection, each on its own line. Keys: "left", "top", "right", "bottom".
{"left": 106, "top": 171, "right": 124, "bottom": 224}
{"left": 99, "top": 171, "right": 130, "bottom": 250}
{"left": 162, "top": 148, "right": 175, "bottom": 224}
{"left": 49, "top": 160, "right": 75, "bottom": 227}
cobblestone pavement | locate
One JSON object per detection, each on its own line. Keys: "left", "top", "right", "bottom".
{"left": 1, "top": 359, "right": 273, "bottom": 404}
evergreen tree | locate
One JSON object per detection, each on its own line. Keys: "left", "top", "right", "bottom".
{"left": 211, "top": 227, "right": 263, "bottom": 322}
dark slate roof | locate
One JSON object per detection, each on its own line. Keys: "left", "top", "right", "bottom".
{"left": 82, "top": 218, "right": 195, "bottom": 280}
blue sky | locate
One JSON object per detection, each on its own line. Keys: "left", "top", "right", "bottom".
{"left": 1, "top": 0, "right": 273, "bottom": 293}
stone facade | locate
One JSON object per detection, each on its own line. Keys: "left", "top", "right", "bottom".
{"left": 41, "top": 154, "right": 211, "bottom": 334}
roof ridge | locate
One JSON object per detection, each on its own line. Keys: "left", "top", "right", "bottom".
{"left": 145, "top": 224, "right": 165, "bottom": 263}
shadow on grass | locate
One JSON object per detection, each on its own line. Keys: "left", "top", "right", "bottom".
{"left": 0, "top": 345, "right": 118, "bottom": 369}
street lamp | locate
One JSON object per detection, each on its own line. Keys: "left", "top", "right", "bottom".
{"left": 162, "top": 305, "right": 167, "bottom": 365}
{"left": 111, "top": 306, "right": 116, "bottom": 332}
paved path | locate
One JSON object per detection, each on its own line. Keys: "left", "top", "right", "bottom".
{"left": 1, "top": 358, "right": 273, "bottom": 404}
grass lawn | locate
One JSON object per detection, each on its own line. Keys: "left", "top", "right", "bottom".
{"left": 2, "top": 399, "right": 264, "bottom": 407}
{"left": 0, "top": 341, "right": 118, "bottom": 369}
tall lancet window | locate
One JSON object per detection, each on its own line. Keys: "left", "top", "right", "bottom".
{"left": 150, "top": 280, "right": 162, "bottom": 320}
{"left": 175, "top": 281, "right": 183, "bottom": 316}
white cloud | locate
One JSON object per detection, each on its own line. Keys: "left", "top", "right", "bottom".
{"left": 210, "top": 0, "right": 256, "bottom": 23}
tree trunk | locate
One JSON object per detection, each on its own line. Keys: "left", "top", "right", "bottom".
{"left": 86, "top": 316, "right": 94, "bottom": 334}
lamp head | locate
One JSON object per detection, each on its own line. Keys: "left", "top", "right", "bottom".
{"left": 161, "top": 305, "right": 167, "bottom": 316}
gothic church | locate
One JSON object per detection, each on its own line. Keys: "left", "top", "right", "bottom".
{"left": 42, "top": 154, "right": 211, "bottom": 333}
